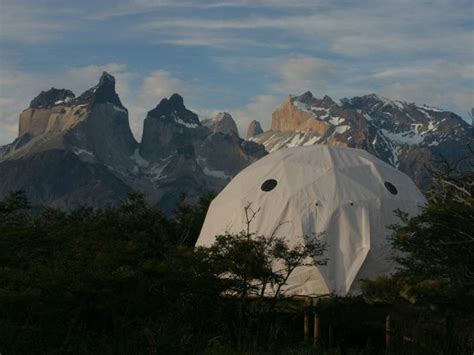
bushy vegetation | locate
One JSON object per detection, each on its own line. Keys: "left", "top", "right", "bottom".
{"left": 0, "top": 192, "right": 325, "bottom": 354}
{"left": 1, "top": 153, "right": 473, "bottom": 354}
{"left": 362, "top": 154, "right": 474, "bottom": 353}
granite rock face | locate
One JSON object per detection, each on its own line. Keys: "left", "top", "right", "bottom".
{"left": 250, "top": 92, "right": 473, "bottom": 188}
{"left": 202, "top": 112, "right": 239, "bottom": 136}
{"left": 0, "top": 73, "right": 267, "bottom": 211}
{"left": 29, "top": 88, "right": 75, "bottom": 109}
{"left": 246, "top": 120, "right": 263, "bottom": 139}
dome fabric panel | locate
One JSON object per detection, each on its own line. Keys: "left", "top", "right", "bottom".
{"left": 196, "top": 145, "right": 426, "bottom": 296}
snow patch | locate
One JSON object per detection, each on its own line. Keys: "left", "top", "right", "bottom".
{"left": 132, "top": 149, "right": 149, "bottom": 167}
{"left": 203, "top": 166, "right": 231, "bottom": 179}
{"left": 303, "top": 135, "right": 321, "bottom": 145}
{"left": 293, "top": 100, "right": 311, "bottom": 112}
{"left": 286, "top": 133, "right": 306, "bottom": 147}
{"left": 73, "top": 148, "right": 95, "bottom": 158}
{"left": 112, "top": 105, "right": 128, "bottom": 114}
{"left": 329, "top": 117, "right": 345, "bottom": 126}
{"left": 417, "top": 108, "right": 432, "bottom": 119}
{"left": 335, "top": 125, "right": 350, "bottom": 134}
{"left": 169, "top": 111, "right": 199, "bottom": 128}
{"left": 175, "top": 117, "right": 199, "bottom": 128}
{"left": 381, "top": 126, "right": 424, "bottom": 145}
{"left": 417, "top": 104, "right": 443, "bottom": 112}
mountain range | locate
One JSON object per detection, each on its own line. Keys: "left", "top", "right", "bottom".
{"left": 1, "top": 73, "right": 471, "bottom": 211}
{"left": 249, "top": 92, "right": 472, "bottom": 188}
{"left": 0, "top": 72, "right": 266, "bottom": 211}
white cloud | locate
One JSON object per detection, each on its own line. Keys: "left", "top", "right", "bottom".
{"left": 0, "top": 2, "right": 79, "bottom": 42}
{"left": 158, "top": 33, "right": 276, "bottom": 49}
{"left": 0, "top": 64, "right": 136, "bottom": 144}
{"left": 0, "top": 63, "right": 206, "bottom": 145}
{"left": 132, "top": 1, "right": 472, "bottom": 58}
{"left": 271, "top": 55, "right": 338, "bottom": 94}
{"left": 0, "top": 68, "right": 46, "bottom": 143}
{"left": 374, "top": 61, "right": 474, "bottom": 117}
{"left": 231, "top": 95, "right": 282, "bottom": 136}
{"left": 128, "top": 70, "right": 200, "bottom": 138}
{"left": 95, "top": 0, "right": 323, "bottom": 19}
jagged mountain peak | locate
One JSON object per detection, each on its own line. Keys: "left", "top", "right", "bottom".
{"left": 253, "top": 91, "right": 472, "bottom": 189}
{"left": 292, "top": 91, "right": 314, "bottom": 103}
{"left": 291, "top": 92, "right": 338, "bottom": 110}
{"left": 29, "top": 88, "right": 75, "bottom": 108}
{"left": 169, "top": 93, "right": 184, "bottom": 106}
{"left": 342, "top": 93, "right": 409, "bottom": 111}
{"left": 98, "top": 71, "right": 115, "bottom": 86}
{"left": 246, "top": 120, "right": 264, "bottom": 139}
{"left": 147, "top": 93, "right": 200, "bottom": 128}
{"left": 150, "top": 94, "right": 185, "bottom": 114}
{"left": 214, "top": 112, "right": 233, "bottom": 121}
{"left": 1, "top": 72, "right": 267, "bottom": 212}
{"left": 202, "top": 112, "right": 238, "bottom": 136}
{"left": 72, "top": 71, "right": 125, "bottom": 109}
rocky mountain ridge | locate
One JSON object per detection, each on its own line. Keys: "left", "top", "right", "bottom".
{"left": 250, "top": 91, "right": 472, "bottom": 187}
{"left": 0, "top": 72, "right": 266, "bottom": 211}
{"left": 2, "top": 75, "right": 471, "bottom": 209}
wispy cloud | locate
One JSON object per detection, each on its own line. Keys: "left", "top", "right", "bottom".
{"left": 0, "top": 63, "right": 136, "bottom": 143}
{"left": 231, "top": 95, "right": 282, "bottom": 136}
{"left": 0, "top": 63, "right": 204, "bottom": 143}
{"left": 271, "top": 55, "right": 339, "bottom": 94}
{"left": 0, "top": 0, "right": 472, "bottom": 144}
{"left": 375, "top": 60, "right": 474, "bottom": 113}
{"left": 0, "top": 2, "right": 81, "bottom": 42}
{"left": 94, "top": 0, "right": 324, "bottom": 19}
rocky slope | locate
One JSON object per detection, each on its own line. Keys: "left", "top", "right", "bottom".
{"left": 250, "top": 92, "right": 472, "bottom": 188}
{"left": 202, "top": 112, "right": 238, "bottom": 136}
{"left": 246, "top": 120, "right": 263, "bottom": 139}
{"left": 0, "top": 72, "right": 266, "bottom": 211}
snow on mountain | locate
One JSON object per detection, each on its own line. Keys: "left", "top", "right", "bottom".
{"left": 250, "top": 92, "right": 472, "bottom": 188}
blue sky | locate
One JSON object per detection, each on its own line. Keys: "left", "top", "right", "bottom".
{"left": 0, "top": 0, "right": 473, "bottom": 144}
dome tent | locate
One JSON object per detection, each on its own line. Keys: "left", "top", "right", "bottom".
{"left": 196, "top": 145, "right": 426, "bottom": 296}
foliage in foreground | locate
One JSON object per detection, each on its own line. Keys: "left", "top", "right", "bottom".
{"left": 1, "top": 150, "right": 473, "bottom": 354}
{"left": 0, "top": 192, "right": 325, "bottom": 354}
{"left": 362, "top": 152, "right": 474, "bottom": 353}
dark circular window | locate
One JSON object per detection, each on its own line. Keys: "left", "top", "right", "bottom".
{"left": 384, "top": 181, "right": 398, "bottom": 195}
{"left": 261, "top": 179, "right": 278, "bottom": 192}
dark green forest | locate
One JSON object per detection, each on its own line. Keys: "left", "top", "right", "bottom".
{"left": 1, "top": 160, "right": 473, "bottom": 354}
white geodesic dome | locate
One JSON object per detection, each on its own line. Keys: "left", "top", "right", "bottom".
{"left": 196, "top": 145, "right": 426, "bottom": 296}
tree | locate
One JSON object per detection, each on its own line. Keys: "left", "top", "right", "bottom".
{"left": 196, "top": 203, "right": 327, "bottom": 348}
{"left": 197, "top": 202, "right": 327, "bottom": 300}
{"left": 173, "top": 192, "right": 214, "bottom": 247}
{"left": 0, "top": 192, "right": 225, "bottom": 354}
{"left": 390, "top": 151, "right": 474, "bottom": 304}
{"left": 362, "top": 150, "right": 474, "bottom": 353}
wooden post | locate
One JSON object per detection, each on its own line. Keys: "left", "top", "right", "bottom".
{"left": 313, "top": 313, "right": 321, "bottom": 348}
{"left": 303, "top": 297, "right": 313, "bottom": 343}
{"left": 385, "top": 314, "right": 392, "bottom": 351}
{"left": 304, "top": 311, "right": 310, "bottom": 342}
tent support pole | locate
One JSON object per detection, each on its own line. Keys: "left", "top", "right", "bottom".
{"left": 313, "top": 313, "right": 321, "bottom": 348}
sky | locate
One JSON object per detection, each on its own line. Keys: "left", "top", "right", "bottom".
{"left": 0, "top": 0, "right": 473, "bottom": 144}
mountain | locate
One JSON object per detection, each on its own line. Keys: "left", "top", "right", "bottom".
{"left": 249, "top": 92, "right": 473, "bottom": 188}
{"left": 246, "top": 120, "right": 264, "bottom": 139}
{"left": 0, "top": 72, "right": 266, "bottom": 211}
{"left": 2, "top": 75, "right": 471, "bottom": 209}
{"left": 202, "top": 112, "right": 239, "bottom": 136}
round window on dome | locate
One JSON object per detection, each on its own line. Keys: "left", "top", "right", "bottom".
{"left": 261, "top": 179, "right": 277, "bottom": 192}
{"left": 384, "top": 181, "right": 398, "bottom": 195}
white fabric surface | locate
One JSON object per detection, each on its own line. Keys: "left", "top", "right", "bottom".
{"left": 196, "top": 145, "right": 426, "bottom": 296}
